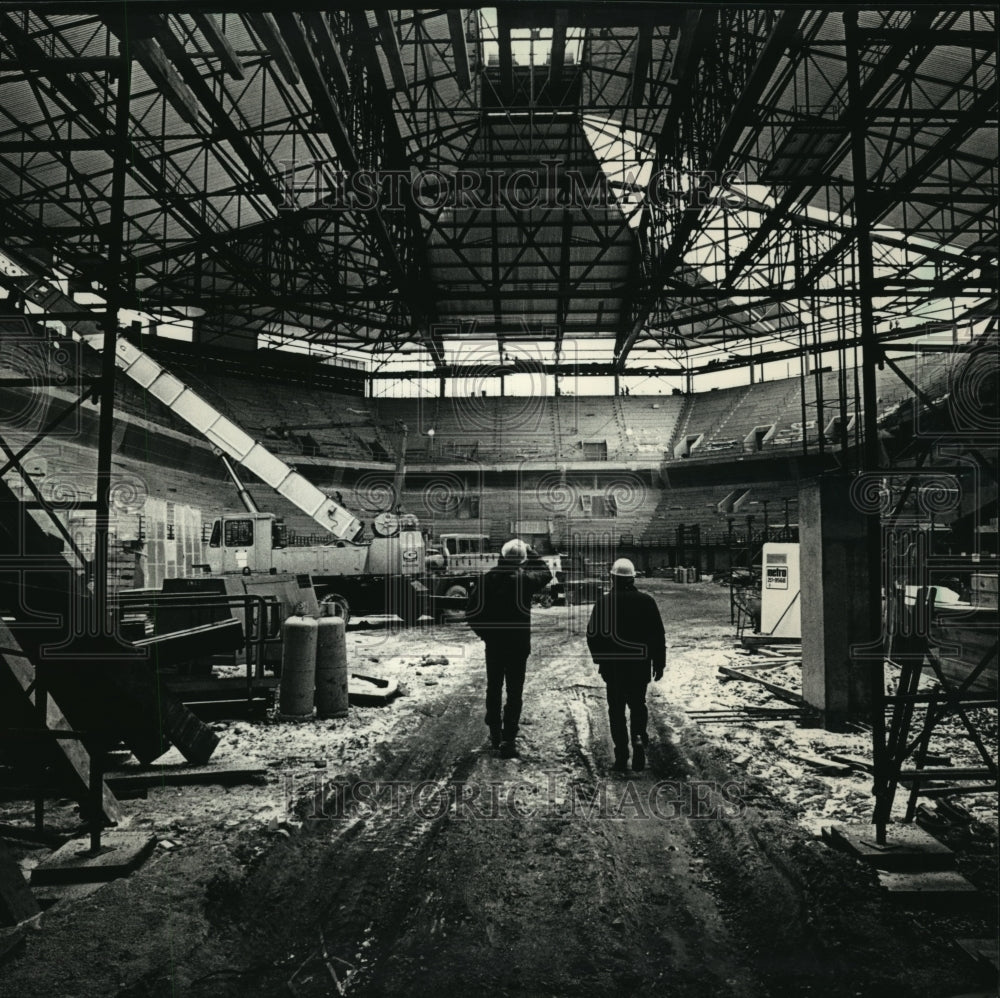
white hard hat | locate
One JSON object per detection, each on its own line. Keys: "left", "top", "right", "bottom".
{"left": 610, "top": 558, "right": 636, "bottom": 578}
{"left": 501, "top": 538, "right": 528, "bottom": 562}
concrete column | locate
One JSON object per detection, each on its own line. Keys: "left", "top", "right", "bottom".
{"left": 799, "top": 476, "right": 878, "bottom": 728}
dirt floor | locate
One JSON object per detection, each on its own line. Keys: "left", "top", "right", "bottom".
{"left": 1, "top": 582, "right": 996, "bottom": 997}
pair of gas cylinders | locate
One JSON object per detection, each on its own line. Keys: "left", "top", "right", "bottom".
{"left": 278, "top": 608, "right": 349, "bottom": 720}
{"left": 674, "top": 565, "right": 698, "bottom": 583}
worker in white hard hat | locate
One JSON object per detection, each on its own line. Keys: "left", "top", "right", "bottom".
{"left": 465, "top": 538, "right": 553, "bottom": 758}
{"left": 586, "top": 557, "right": 666, "bottom": 773}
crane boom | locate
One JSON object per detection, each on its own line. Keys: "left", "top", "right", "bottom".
{"left": 81, "top": 334, "right": 364, "bottom": 542}
{"left": 0, "top": 246, "right": 363, "bottom": 541}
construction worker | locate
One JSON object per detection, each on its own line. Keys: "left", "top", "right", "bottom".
{"left": 586, "top": 558, "right": 666, "bottom": 773}
{"left": 466, "top": 538, "right": 552, "bottom": 758}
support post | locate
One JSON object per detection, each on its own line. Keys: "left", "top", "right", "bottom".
{"left": 845, "top": 9, "right": 890, "bottom": 842}
{"left": 799, "top": 477, "right": 876, "bottom": 730}
{"left": 94, "top": 49, "right": 131, "bottom": 635}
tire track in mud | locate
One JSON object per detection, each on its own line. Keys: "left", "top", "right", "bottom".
{"left": 168, "top": 597, "right": 953, "bottom": 998}
{"left": 181, "top": 674, "right": 492, "bottom": 998}
{"left": 183, "top": 607, "right": 824, "bottom": 997}
{"left": 346, "top": 637, "right": 769, "bottom": 998}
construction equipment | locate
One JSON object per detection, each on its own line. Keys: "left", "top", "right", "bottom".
{"left": 77, "top": 331, "right": 364, "bottom": 543}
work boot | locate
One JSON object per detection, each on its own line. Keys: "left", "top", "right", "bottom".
{"left": 631, "top": 737, "right": 646, "bottom": 772}
{"left": 499, "top": 740, "right": 519, "bottom": 759}
{"left": 612, "top": 748, "right": 629, "bottom": 774}
{"left": 488, "top": 724, "right": 502, "bottom": 749}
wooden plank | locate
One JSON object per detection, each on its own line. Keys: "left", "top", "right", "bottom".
{"left": 30, "top": 831, "right": 156, "bottom": 887}
{"left": 0, "top": 844, "right": 38, "bottom": 926}
{"left": 349, "top": 673, "right": 399, "bottom": 706}
{"left": 723, "top": 660, "right": 788, "bottom": 672}
{"left": 104, "top": 764, "right": 267, "bottom": 792}
{"left": 717, "top": 665, "right": 805, "bottom": 706}
{"left": 954, "top": 938, "right": 999, "bottom": 974}
{"left": 165, "top": 676, "right": 278, "bottom": 699}
{"left": 877, "top": 869, "right": 977, "bottom": 899}
{"left": 823, "top": 823, "right": 955, "bottom": 871}
{"left": 828, "top": 753, "right": 875, "bottom": 773}
{"left": 0, "top": 620, "right": 120, "bottom": 825}
{"left": 741, "top": 634, "right": 800, "bottom": 649}
{"left": 788, "top": 752, "right": 853, "bottom": 776}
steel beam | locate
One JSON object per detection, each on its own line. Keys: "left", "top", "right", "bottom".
{"left": 245, "top": 12, "right": 299, "bottom": 84}
{"left": 497, "top": 6, "right": 514, "bottom": 104}
{"left": 845, "top": 7, "right": 892, "bottom": 844}
{"left": 127, "top": 32, "right": 201, "bottom": 127}
{"left": 368, "top": 309, "right": 984, "bottom": 379}
{"left": 273, "top": 16, "right": 414, "bottom": 285}
{"left": 616, "top": 8, "right": 804, "bottom": 371}
{"left": 0, "top": 12, "right": 277, "bottom": 306}
{"left": 0, "top": 55, "right": 122, "bottom": 71}
{"left": 191, "top": 12, "right": 244, "bottom": 80}
{"left": 302, "top": 11, "right": 350, "bottom": 95}
{"left": 548, "top": 8, "right": 568, "bottom": 90}
{"left": 630, "top": 23, "right": 652, "bottom": 108}
{"left": 446, "top": 10, "right": 471, "bottom": 92}
{"left": 93, "top": 47, "right": 130, "bottom": 632}
{"left": 374, "top": 9, "right": 408, "bottom": 93}
{"left": 722, "top": 8, "right": 939, "bottom": 289}
{"left": 341, "top": 10, "right": 445, "bottom": 367}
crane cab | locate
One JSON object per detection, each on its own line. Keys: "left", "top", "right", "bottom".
{"left": 206, "top": 512, "right": 280, "bottom": 574}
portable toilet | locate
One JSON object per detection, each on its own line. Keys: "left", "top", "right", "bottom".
{"left": 760, "top": 542, "right": 801, "bottom": 639}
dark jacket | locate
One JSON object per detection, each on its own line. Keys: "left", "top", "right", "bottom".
{"left": 586, "top": 579, "right": 666, "bottom": 679}
{"left": 466, "top": 552, "right": 552, "bottom": 655}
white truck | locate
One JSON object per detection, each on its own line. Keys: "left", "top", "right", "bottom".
{"left": 201, "top": 515, "right": 561, "bottom": 622}
{"left": 201, "top": 517, "right": 563, "bottom": 621}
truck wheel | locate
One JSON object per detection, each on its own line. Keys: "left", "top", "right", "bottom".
{"left": 321, "top": 593, "right": 351, "bottom": 625}
{"left": 438, "top": 583, "right": 469, "bottom": 623}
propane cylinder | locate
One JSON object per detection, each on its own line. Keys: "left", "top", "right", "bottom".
{"left": 686, "top": 565, "right": 697, "bottom": 584}
{"left": 315, "top": 610, "right": 349, "bottom": 719}
{"left": 278, "top": 615, "right": 317, "bottom": 719}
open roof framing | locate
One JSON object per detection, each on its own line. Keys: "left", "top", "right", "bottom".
{"left": 0, "top": 5, "right": 995, "bottom": 377}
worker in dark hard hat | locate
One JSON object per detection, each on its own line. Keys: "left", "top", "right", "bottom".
{"left": 466, "top": 538, "right": 552, "bottom": 759}
{"left": 586, "top": 558, "right": 666, "bottom": 773}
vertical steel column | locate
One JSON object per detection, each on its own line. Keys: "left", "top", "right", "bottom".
{"left": 93, "top": 48, "right": 131, "bottom": 632}
{"left": 844, "top": 11, "right": 883, "bottom": 471}
{"left": 845, "top": 9, "right": 889, "bottom": 843}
